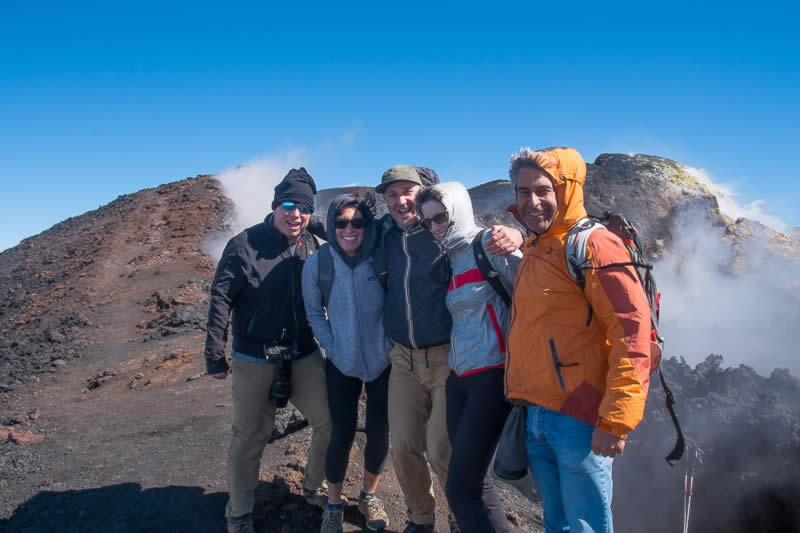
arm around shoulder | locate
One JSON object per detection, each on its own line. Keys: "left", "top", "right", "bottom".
{"left": 485, "top": 224, "right": 524, "bottom": 256}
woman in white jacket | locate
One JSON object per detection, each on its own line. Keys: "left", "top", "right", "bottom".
{"left": 302, "top": 190, "right": 392, "bottom": 533}
{"left": 417, "top": 182, "right": 522, "bottom": 533}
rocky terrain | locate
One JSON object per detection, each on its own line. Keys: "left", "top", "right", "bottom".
{"left": 1, "top": 154, "right": 799, "bottom": 532}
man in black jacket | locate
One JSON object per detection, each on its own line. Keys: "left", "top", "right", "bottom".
{"left": 205, "top": 168, "right": 332, "bottom": 533}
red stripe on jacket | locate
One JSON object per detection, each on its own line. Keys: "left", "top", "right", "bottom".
{"left": 487, "top": 303, "right": 506, "bottom": 353}
{"left": 448, "top": 268, "right": 484, "bottom": 291}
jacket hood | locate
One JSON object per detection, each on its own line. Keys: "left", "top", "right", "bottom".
{"left": 424, "top": 182, "right": 481, "bottom": 250}
{"left": 515, "top": 147, "right": 588, "bottom": 236}
{"left": 325, "top": 192, "right": 377, "bottom": 268}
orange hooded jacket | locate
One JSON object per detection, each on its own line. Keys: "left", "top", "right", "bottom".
{"left": 505, "top": 147, "right": 652, "bottom": 439}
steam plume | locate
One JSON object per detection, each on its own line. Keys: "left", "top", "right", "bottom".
{"left": 203, "top": 151, "right": 304, "bottom": 260}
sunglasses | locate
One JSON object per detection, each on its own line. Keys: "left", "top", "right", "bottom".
{"left": 280, "top": 201, "right": 313, "bottom": 215}
{"left": 334, "top": 217, "right": 369, "bottom": 230}
{"left": 420, "top": 212, "right": 449, "bottom": 230}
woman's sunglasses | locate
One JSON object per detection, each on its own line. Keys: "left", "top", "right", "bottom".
{"left": 334, "top": 217, "right": 369, "bottom": 230}
{"left": 281, "top": 201, "right": 313, "bottom": 215}
{"left": 420, "top": 212, "right": 449, "bottom": 230}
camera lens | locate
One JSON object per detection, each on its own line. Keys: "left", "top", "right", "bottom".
{"left": 270, "top": 358, "right": 292, "bottom": 408}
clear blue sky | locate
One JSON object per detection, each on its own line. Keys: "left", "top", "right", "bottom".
{"left": 2, "top": 2, "right": 798, "bottom": 252}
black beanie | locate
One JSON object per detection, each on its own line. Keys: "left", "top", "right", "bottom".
{"left": 271, "top": 167, "right": 318, "bottom": 210}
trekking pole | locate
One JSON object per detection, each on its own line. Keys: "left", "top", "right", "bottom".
{"left": 685, "top": 450, "right": 698, "bottom": 532}
{"left": 682, "top": 470, "right": 688, "bottom": 533}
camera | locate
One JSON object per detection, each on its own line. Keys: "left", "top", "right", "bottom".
{"left": 270, "top": 356, "right": 293, "bottom": 408}
{"left": 265, "top": 344, "right": 295, "bottom": 408}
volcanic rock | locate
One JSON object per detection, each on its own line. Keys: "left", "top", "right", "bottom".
{"left": 1, "top": 155, "right": 798, "bottom": 532}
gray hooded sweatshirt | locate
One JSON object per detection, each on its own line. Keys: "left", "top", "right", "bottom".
{"left": 426, "top": 182, "right": 522, "bottom": 376}
{"left": 302, "top": 194, "right": 391, "bottom": 382}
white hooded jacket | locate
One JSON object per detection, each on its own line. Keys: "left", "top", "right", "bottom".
{"left": 425, "top": 182, "right": 522, "bottom": 376}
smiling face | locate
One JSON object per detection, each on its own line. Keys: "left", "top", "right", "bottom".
{"left": 420, "top": 200, "right": 449, "bottom": 242}
{"left": 272, "top": 202, "right": 312, "bottom": 242}
{"left": 334, "top": 207, "right": 365, "bottom": 256}
{"left": 384, "top": 181, "right": 423, "bottom": 229}
{"left": 515, "top": 166, "right": 557, "bottom": 234}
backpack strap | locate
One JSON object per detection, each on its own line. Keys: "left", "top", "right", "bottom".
{"left": 317, "top": 244, "right": 334, "bottom": 309}
{"left": 660, "top": 367, "right": 685, "bottom": 465}
{"left": 566, "top": 218, "right": 603, "bottom": 287}
{"left": 472, "top": 229, "right": 511, "bottom": 307}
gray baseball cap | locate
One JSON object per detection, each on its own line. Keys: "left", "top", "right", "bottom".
{"left": 375, "top": 165, "right": 423, "bottom": 194}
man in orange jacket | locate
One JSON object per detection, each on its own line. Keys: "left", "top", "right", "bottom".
{"left": 505, "top": 147, "right": 653, "bottom": 533}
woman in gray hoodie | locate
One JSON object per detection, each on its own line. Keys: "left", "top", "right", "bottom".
{"left": 417, "top": 182, "right": 522, "bottom": 533}
{"left": 302, "top": 190, "right": 392, "bottom": 533}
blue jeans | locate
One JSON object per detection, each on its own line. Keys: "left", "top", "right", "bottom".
{"left": 526, "top": 406, "right": 614, "bottom": 533}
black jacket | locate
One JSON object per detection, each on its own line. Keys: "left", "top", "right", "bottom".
{"left": 380, "top": 216, "right": 452, "bottom": 349}
{"left": 203, "top": 215, "right": 320, "bottom": 374}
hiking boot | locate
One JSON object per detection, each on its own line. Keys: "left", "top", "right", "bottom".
{"left": 320, "top": 505, "right": 344, "bottom": 533}
{"left": 402, "top": 521, "right": 435, "bottom": 533}
{"left": 358, "top": 493, "right": 389, "bottom": 531}
{"left": 226, "top": 514, "right": 255, "bottom": 533}
{"left": 304, "top": 486, "right": 328, "bottom": 507}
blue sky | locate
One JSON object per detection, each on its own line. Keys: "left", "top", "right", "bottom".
{"left": 1, "top": 2, "right": 798, "bottom": 252}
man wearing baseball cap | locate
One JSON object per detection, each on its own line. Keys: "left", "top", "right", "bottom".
{"left": 376, "top": 165, "right": 522, "bottom": 533}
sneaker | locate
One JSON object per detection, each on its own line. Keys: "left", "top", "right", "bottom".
{"left": 320, "top": 505, "right": 344, "bottom": 533}
{"left": 358, "top": 493, "right": 389, "bottom": 531}
{"left": 403, "top": 521, "right": 435, "bottom": 533}
{"left": 304, "top": 486, "right": 328, "bottom": 507}
{"left": 449, "top": 520, "right": 462, "bottom": 532}
{"left": 226, "top": 514, "right": 255, "bottom": 533}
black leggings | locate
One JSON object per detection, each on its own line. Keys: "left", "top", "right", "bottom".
{"left": 445, "top": 369, "right": 512, "bottom": 533}
{"left": 324, "top": 359, "right": 391, "bottom": 484}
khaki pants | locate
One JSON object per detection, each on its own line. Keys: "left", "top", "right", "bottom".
{"left": 225, "top": 352, "right": 331, "bottom": 518}
{"left": 388, "top": 343, "right": 451, "bottom": 525}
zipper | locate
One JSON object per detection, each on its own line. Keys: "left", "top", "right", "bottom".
{"left": 549, "top": 339, "right": 566, "bottom": 390}
{"left": 449, "top": 262, "right": 460, "bottom": 375}
{"left": 505, "top": 238, "right": 536, "bottom": 396}
{"left": 401, "top": 232, "right": 417, "bottom": 349}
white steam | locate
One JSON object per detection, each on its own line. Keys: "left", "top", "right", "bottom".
{"left": 684, "top": 166, "right": 788, "bottom": 234}
{"left": 656, "top": 208, "right": 800, "bottom": 375}
{"left": 203, "top": 151, "right": 305, "bottom": 261}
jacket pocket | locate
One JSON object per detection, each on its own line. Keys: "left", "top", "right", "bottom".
{"left": 549, "top": 339, "right": 566, "bottom": 390}
{"left": 244, "top": 309, "right": 284, "bottom": 342}
{"left": 549, "top": 339, "right": 579, "bottom": 390}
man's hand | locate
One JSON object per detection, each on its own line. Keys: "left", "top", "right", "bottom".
{"left": 591, "top": 428, "right": 625, "bottom": 458}
{"left": 484, "top": 225, "right": 524, "bottom": 255}
{"left": 210, "top": 372, "right": 229, "bottom": 380}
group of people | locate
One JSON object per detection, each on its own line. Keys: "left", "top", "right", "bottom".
{"left": 204, "top": 147, "right": 655, "bottom": 533}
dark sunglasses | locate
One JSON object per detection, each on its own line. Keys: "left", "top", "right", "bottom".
{"left": 281, "top": 201, "right": 313, "bottom": 214}
{"left": 334, "top": 217, "right": 369, "bottom": 230}
{"left": 420, "top": 212, "right": 449, "bottom": 230}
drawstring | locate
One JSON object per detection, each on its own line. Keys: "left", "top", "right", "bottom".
{"left": 408, "top": 348, "right": 431, "bottom": 372}
{"left": 407, "top": 347, "right": 431, "bottom": 370}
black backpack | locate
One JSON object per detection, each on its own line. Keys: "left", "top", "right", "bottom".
{"left": 471, "top": 229, "right": 511, "bottom": 307}
{"left": 566, "top": 212, "right": 684, "bottom": 465}
{"left": 316, "top": 243, "right": 388, "bottom": 308}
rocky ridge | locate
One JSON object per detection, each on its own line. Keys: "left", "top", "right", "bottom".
{"left": 1, "top": 153, "right": 799, "bottom": 532}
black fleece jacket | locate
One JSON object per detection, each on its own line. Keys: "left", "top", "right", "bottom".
{"left": 203, "top": 215, "right": 320, "bottom": 375}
